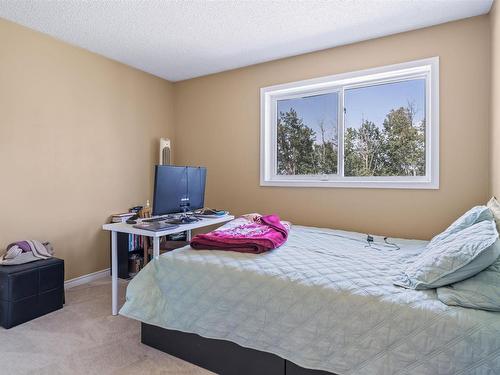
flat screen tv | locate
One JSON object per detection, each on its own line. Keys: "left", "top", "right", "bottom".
{"left": 152, "top": 165, "right": 206, "bottom": 216}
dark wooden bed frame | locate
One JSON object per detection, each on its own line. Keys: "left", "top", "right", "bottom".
{"left": 142, "top": 323, "right": 337, "bottom": 375}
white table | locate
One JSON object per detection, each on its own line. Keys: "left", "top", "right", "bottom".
{"left": 102, "top": 215, "right": 234, "bottom": 315}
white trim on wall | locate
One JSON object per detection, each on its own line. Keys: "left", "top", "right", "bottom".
{"left": 260, "top": 57, "right": 440, "bottom": 189}
{"left": 64, "top": 268, "right": 110, "bottom": 289}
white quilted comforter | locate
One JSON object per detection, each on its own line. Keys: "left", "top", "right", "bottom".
{"left": 120, "top": 226, "right": 500, "bottom": 375}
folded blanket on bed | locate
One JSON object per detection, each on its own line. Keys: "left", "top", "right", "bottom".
{"left": 0, "top": 240, "right": 54, "bottom": 265}
{"left": 190, "top": 214, "right": 290, "bottom": 253}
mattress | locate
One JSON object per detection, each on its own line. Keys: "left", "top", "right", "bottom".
{"left": 120, "top": 225, "right": 500, "bottom": 375}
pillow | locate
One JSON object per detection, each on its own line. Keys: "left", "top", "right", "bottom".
{"left": 429, "top": 205, "right": 492, "bottom": 246}
{"left": 487, "top": 197, "right": 500, "bottom": 233}
{"left": 394, "top": 220, "right": 500, "bottom": 289}
{"left": 437, "top": 256, "right": 500, "bottom": 311}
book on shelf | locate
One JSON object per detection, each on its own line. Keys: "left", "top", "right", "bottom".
{"left": 127, "top": 234, "right": 147, "bottom": 252}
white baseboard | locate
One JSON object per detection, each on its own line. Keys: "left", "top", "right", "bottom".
{"left": 65, "top": 268, "right": 110, "bottom": 289}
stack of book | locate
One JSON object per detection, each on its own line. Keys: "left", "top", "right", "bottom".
{"left": 111, "top": 212, "right": 135, "bottom": 223}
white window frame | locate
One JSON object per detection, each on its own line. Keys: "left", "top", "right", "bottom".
{"left": 260, "top": 57, "right": 439, "bottom": 189}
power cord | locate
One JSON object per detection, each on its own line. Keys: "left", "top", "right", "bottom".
{"left": 365, "top": 234, "right": 400, "bottom": 251}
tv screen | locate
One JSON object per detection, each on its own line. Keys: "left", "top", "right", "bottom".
{"left": 152, "top": 165, "right": 206, "bottom": 216}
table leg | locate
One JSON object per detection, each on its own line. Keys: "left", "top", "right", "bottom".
{"left": 143, "top": 236, "right": 149, "bottom": 266}
{"left": 111, "top": 231, "right": 118, "bottom": 316}
{"left": 153, "top": 236, "right": 160, "bottom": 259}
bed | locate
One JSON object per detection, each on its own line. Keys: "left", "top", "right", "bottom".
{"left": 120, "top": 225, "right": 500, "bottom": 375}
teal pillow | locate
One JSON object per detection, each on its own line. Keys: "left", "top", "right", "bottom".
{"left": 394, "top": 220, "right": 500, "bottom": 289}
{"left": 429, "top": 205, "right": 493, "bottom": 246}
{"left": 437, "top": 256, "right": 500, "bottom": 311}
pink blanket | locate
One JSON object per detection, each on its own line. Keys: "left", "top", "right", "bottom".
{"left": 190, "top": 214, "right": 290, "bottom": 254}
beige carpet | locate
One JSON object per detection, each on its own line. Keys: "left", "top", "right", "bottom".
{"left": 0, "top": 277, "right": 213, "bottom": 374}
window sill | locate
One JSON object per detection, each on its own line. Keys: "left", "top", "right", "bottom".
{"left": 260, "top": 178, "right": 439, "bottom": 189}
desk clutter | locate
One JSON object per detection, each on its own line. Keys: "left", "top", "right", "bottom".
{"left": 133, "top": 222, "right": 180, "bottom": 232}
{"left": 111, "top": 201, "right": 152, "bottom": 223}
{"left": 132, "top": 210, "right": 229, "bottom": 232}
{"left": 111, "top": 212, "right": 136, "bottom": 223}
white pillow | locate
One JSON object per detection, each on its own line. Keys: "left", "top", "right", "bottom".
{"left": 429, "top": 205, "right": 492, "bottom": 246}
{"left": 394, "top": 220, "right": 500, "bottom": 289}
{"left": 437, "top": 256, "right": 500, "bottom": 311}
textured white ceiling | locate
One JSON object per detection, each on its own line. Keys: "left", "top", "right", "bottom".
{"left": 0, "top": 0, "right": 493, "bottom": 81}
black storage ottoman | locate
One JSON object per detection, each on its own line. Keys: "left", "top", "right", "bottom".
{"left": 0, "top": 258, "right": 64, "bottom": 329}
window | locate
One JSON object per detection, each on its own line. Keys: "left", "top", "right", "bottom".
{"left": 260, "top": 57, "right": 439, "bottom": 189}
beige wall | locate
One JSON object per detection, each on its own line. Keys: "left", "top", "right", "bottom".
{"left": 491, "top": 2, "right": 500, "bottom": 196}
{"left": 0, "top": 18, "right": 175, "bottom": 280}
{"left": 174, "top": 16, "right": 491, "bottom": 240}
